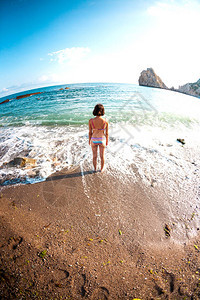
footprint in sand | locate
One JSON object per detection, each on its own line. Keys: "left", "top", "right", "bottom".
{"left": 154, "top": 270, "right": 192, "bottom": 297}
{"left": 70, "top": 273, "right": 87, "bottom": 298}
{"left": 91, "top": 286, "right": 109, "bottom": 300}
{"left": 51, "top": 269, "right": 70, "bottom": 288}
{"left": 8, "top": 236, "right": 23, "bottom": 250}
{"left": 154, "top": 270, "right": 175, "bottom": 295}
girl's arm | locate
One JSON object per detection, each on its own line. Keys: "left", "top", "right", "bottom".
{"left": 89, "top": 120, "right": 93, "bottom": 145}
{"left": 105, "top": 121, "right": 108, "bottom": 146}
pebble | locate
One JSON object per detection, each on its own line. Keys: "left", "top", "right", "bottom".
{"left": 151, "top": 179, "right": 157, "bottom": 187}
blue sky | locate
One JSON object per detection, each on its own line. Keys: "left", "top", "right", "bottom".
{"left": 1, "top": 0, "right": 200, "bottom": 97}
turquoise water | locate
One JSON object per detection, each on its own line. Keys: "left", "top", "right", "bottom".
{"left": 1, "top": 83, "right": 200, "bottom": 127}
{"left": 0, "top": 83, "right": 200, "bottom": 186}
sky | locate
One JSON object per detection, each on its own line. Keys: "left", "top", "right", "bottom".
{"left": 1, "top": 0, "right": 200, "bottom": 98}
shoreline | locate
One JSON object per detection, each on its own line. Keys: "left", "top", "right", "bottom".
{"left": 1, "top": 166, "right": 200, "bottom": 298}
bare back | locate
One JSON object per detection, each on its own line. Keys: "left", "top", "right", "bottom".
{"left": 89, "top": 116, "right": 108, "bottom": 148}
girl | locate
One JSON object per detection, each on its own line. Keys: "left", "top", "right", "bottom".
{"left": 89, "top": 104, "right": 108, "bottom": 172}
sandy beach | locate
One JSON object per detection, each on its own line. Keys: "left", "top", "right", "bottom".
{"left": 1, "top": 164, "right": 200, "bottom": 299}
{"left": 2, "top": 0, "right": 200, "bottom": 296}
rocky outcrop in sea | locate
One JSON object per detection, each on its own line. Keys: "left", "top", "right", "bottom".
{"left": 139, "top": 68, "right": 168, "bottom": 89}
{"left": 177, "top": 79, "right": 200, "bottom": 98}
{"left": 139, "top": 68, "right": 200, "bottom": 99}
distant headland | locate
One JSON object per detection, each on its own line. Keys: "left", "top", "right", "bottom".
{"left": 139, "top": 67, "right": 200, "bottom": 98}
{"left": 0, "top": 87, "right": 70, "bottom": 105}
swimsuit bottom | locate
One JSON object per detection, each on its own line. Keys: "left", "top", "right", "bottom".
{"left": 91, "top": 136, "right": 106, "bottom": 146}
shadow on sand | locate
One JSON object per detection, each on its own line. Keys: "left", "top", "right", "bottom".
{"left": 45, "top": 169, "right": 100, "bottom": 182}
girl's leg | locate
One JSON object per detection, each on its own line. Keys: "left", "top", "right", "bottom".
{"left": 99, "top": 146, "right": 105, "bottom": 172}
{"left": 92, "top": 144, "right": 98, "bottom": 171}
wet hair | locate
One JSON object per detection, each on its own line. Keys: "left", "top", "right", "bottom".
{"left": 93, "top": 104, "right": 105, "bottom": 116}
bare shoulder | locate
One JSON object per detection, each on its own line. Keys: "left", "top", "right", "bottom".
{"left": 89, "top": 118, "right": 94, "bottom": 128}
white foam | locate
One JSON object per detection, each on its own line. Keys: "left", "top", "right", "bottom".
{"left": 0, "top": 126, "right": 90, "bottom": 184}
{"left": 0, "top": 123, "right": 199, "bottom": 196}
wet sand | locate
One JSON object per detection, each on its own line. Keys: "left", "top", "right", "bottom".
{"left": 1, "top": 166, "right": 200, "bottom": 299}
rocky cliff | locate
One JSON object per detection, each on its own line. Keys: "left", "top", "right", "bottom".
{"left": 177, "top": 79, "right": 200, "bottom": 98}
{"left": 138, "top": 68, "right": 200, "bottom": 98}
{"left": 139, "top": 68, "right": 168, "bottom": 89}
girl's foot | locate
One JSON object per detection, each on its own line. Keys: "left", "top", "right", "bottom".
{"left": 100, "top": 166, "right": 106, "bottom": 173}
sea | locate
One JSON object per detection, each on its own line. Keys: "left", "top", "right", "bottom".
{"left": 0, "top": 82, "right": 200, "bottom": 193}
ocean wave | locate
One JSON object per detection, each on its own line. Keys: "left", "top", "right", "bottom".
{"left": 0, "top": 122, "right": 200, "bottom": 187}
{"left": 0, "top": 111, "right": 199, "bottom": 128}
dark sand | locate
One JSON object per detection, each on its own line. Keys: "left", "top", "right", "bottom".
{"left": 1, "top": 166, "right": 200, "bottom": 299}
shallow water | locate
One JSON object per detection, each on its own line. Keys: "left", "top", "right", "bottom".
{"left": 0, "top": 83, "right": 200, "bottom": 189}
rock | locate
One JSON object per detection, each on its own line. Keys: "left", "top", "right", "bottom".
{"left": 7, "top": 157, "right": 37, "bottom": 168}
{"left": 139, "top": 68, "right": 168, "bottom": 89}
{"left": 177, "top": 138, "right": 185, "bottom": 145}
{"left": 0, "top": 99, "right": 9, "bottom": 105}
{"left": 59, "top": 88, "right": 64, "bottom": 90}
{"left": 164, "top": 224, "right": 171, "bottom": 237}
{"left": 177, "top": 79, "right": 200, "bottom": 98}
{"left": 52, "top": 157, "right": 60, "bottom": 167}
{"left": 16, "top": 92, "right": 42, "bottom": 100}
{"left": 65, "top": 87, "right": 70, "bottom": 89}
{"left": 151, "top": 179, "right": 157, "bottom": 187}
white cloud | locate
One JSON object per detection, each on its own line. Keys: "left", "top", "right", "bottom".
{"left": 1, "top": 88, "right": 8, "bottom": 92}
{"left": 48, "top": 47, "right": 91, "bottom": 64}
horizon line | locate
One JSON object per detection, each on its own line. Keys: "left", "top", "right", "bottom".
{"left": 0, "top": 81, "right": 137, "bottom": 100}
